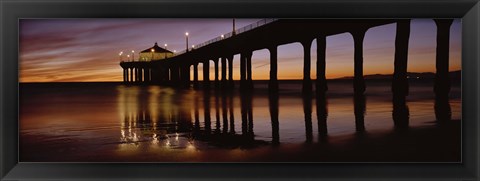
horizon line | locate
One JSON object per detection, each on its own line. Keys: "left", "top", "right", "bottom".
{"left": 19, "top": 70, "right": 461, "bottom": 84}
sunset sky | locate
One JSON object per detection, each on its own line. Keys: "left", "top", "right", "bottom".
{"left": 19, "top": 19, "right": 461, "bottom": 82}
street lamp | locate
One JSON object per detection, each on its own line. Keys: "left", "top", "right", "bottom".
{"left": 131, "top": 50, "right": 135, "bottom": 61}
{"left": 151, "top": 48, "right": 155, "bottom": 61}
{"left": 185, "top": 32, "right": 189, "bottom": 52}
{"left": 232, "top": 18, "right": 236, "bottom": 35}
{"left": 164, "top": 43, "right": 168, "bottom": 58}
{"left": 119, "top": 51, "right": 123, "bottom": 62}
{"left": 221, "top": 34, "right": 224, "bottom": 39}
{"left": 127, "top": 55, "right": 130, "bottom": 61}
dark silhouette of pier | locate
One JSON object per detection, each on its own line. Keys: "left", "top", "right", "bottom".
{"left": 120, "top": 19, "right": 454, "bottom": 98}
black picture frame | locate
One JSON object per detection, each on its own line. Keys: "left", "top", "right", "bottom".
{"left": 1, "top": 0, "right": 479, "bottom": 180}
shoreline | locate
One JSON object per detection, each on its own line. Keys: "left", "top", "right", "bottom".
{"left": 20, "top": 119, "right": 461, "bottom": 162}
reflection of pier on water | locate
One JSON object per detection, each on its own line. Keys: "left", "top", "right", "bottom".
{"left": 117, "top": 87, "right": 271, "bottom": 150}
{"left": 116, "top": 83, "right": 452, "bottom": 151}
{"left": 117, "top": 86, "right": 194, "bottom": 149}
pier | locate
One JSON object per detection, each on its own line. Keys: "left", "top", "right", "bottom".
{"left": 120, "top": 19, "right": 454, "bottom": 96}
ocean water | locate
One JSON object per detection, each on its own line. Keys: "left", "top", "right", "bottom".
{"left": 19, "top": 79, "right": 461, "bottom": 162}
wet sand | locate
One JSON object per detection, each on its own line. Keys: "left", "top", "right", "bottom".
{"left": 19, "top": 80, "right": 461, "bottom": 162}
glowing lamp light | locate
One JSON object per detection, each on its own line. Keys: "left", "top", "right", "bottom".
{"left": 185, "top": 32, "right": 189, "bottom": 36}
{"left": 151, "top": 48, "right": 155, "bottom": 52}
{"left": 118, "top": 51, "right": 123, "bottom": 62}
{"left": 221, "top": 34, "right": 224, "bottom": 39}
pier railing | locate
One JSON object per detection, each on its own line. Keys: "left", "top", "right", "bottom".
{"left": 175, "top": 19, "right": 277, "bottom": 55}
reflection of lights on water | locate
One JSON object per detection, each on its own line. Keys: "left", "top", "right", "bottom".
{"left": 121, "top": 130, "right": 125, "bottom": 140}
{"left": 133, "top": 133, "right": 138, "bottom": 142}
{"left": 186, "top": 143, "right": 195, "bottom": 150}
{"left": 117, "top": 85, "right": 198, "bottom": 151}
{"left": 151, "top": 133, "right": 159, "bottom": 145}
